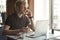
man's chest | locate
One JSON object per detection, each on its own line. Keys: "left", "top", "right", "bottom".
{"left": 10, "top": 16, "right": 27, "bottom": 29}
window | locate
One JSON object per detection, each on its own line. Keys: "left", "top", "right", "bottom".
{"left": 53, "top": 0, "right": 60, "bottom": 30}
{"left": 0, "top": 0, "right": 6, "bottom": 12}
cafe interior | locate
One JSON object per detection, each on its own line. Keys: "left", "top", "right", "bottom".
{"left": 0, "top": 0, "right": 60, "bottom": 40}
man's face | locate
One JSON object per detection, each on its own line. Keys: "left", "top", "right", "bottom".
{"left": 16, "top": 4, "right": 25, "bottom": 14}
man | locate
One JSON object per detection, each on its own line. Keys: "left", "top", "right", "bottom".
{"left": 3, "top": 0, "right": 34, "bottom": 40}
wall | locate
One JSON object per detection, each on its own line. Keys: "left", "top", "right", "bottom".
{"left": 34, "top": 0, "right": 49, "bottom": 21}
{"left": 6, "top": 0, "right": 16, "bottom": 16}
{"left": 28, "top": 0, "right": 34, "bottom": 16}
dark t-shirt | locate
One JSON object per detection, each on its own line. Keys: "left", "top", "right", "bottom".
{"left": 5, "top": 13, "right": 29, "bottom": 30}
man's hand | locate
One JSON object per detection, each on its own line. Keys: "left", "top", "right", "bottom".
{"left": 21, "top": 27, "right": 33, "bottom": 33}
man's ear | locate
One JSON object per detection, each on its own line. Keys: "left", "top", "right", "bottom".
{"left": 15, "top": 6, "right": 19, "bottom": 12}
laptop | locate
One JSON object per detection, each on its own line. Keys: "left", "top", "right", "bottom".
{"left": 26, "top": 20, "right": 49, "bottom": 38}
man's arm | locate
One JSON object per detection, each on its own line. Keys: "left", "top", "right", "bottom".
{"left": 3, "top": 25, "right": 22, "bottom": 35}
{"left": 28, "top": 19, "right": 35, "bottom": 31}
{"left": 26, "top": 16, "right": 35, "bottom": 32}
{"left": 25, "top": 9, "right": 35, "bottom": 31}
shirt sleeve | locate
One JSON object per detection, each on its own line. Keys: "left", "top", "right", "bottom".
{"left": 5, "top": 16, "right": 11, "bottom": 26}
{"left": 25, "top": 16, "right": 30, "bottom": 27}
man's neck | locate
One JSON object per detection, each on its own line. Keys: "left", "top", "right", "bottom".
{"left": 17, "top": 13, "right": 23, "bottom": 18}
{"left": 16, "top": 11, "right": 24, "bottom": 18}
